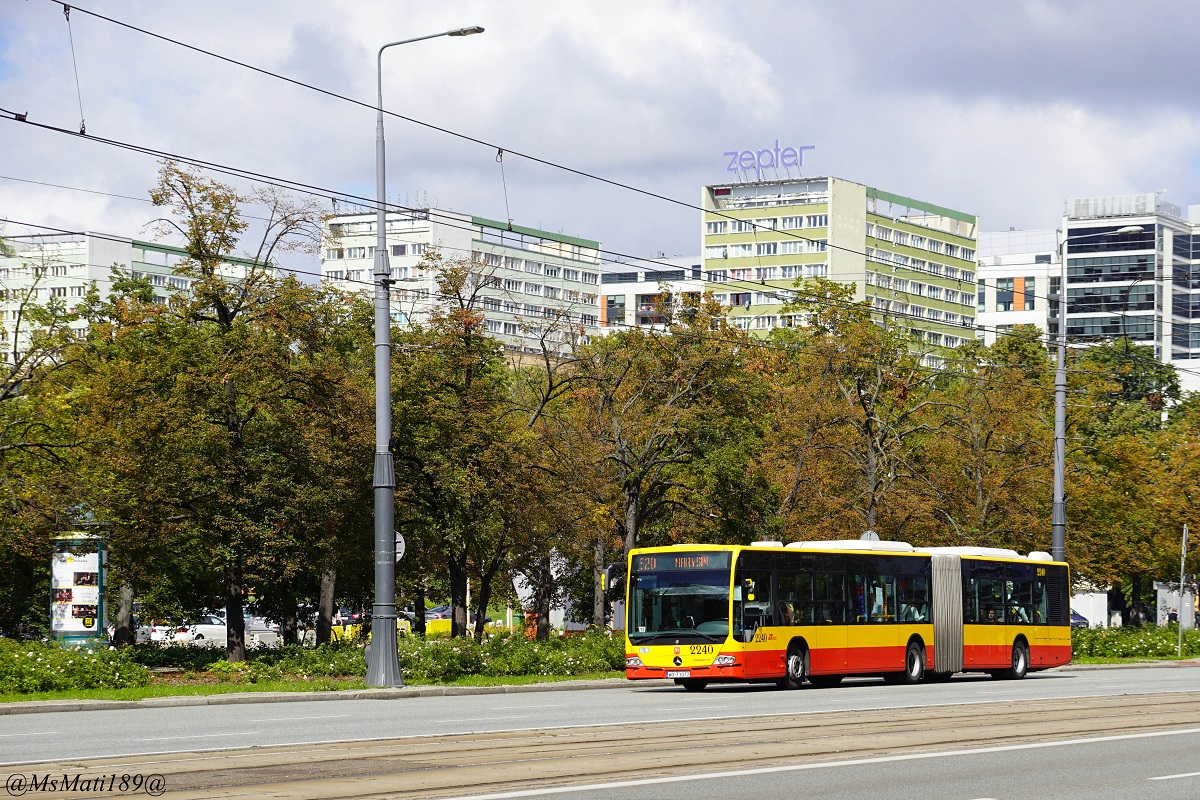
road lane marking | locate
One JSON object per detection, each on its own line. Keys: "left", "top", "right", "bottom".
{"left": 435, "top": 716, "right": 530, "bottom": 723}
{"left": 645, "top": 705, "right": 728, "bottom": 711}
{"left": 441, "top": 726, "right": 1200, "bottom": 800}
{"left": 491, "top": 705, "right": 564, "bottom": 710}
{"left": 133, "top": 732, "right": 262, "bottom": 741}
{"left": 248, "top": 714, "right": 351, "bottom": 722}
{"left": 1150, "top": 770, "right": 1200, "bottom": 781}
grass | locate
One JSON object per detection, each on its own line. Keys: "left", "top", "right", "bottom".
{"left": 0, "top": 670, "right": 625, "bottom": 705}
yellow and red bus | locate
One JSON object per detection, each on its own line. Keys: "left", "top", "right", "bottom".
{"left": 623, "top": 540, "right": 1071, "bottom": 691}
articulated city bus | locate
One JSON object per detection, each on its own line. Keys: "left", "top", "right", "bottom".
{"left": 623, "top": 540, "right": 1071, "bottom": 691}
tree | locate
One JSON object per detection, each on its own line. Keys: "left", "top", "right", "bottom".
{"left": 912, "top": 329, "right": 1054, "bottom": 550}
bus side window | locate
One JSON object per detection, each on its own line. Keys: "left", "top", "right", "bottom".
{"left": 898, "top": 576, "right": 930, "bottom": 622}
{"left": 1033, "top": 579, "right": 1048, "bottom": 625}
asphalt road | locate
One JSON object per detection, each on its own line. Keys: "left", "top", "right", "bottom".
{"left": 0, "top": 665, "right": 1196, "bottom": 766}
{"left": 459, "top": 729, "right": 1200, "bottom": 800}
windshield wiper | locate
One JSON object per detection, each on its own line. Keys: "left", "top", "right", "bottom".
{"left": 629, "top": 628, "right": 722, "bottom": 644}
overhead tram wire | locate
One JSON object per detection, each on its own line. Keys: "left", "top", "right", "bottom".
{"left": 0, "top": 110, "right": 1187, "bottom": 382}
{"left": 0, "top": 140, "right": 1186, "bottom": 382}
{"left": 38, "top": 0, "right": 961, "bottom": 267}
{"left": 23, "top": 0, "right": 1198, "bottom": 367}
{"left": 0, "top": 215, "right": 1174, "bottom": 389}
{"left": 3, "top": 173, "right": 1180, "bottom": 367}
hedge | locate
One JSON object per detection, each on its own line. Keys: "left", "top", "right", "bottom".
{"left": 0, "top": 639, "right": 150, "bottom": 694}
{"left": 1071, "top": 624, "right": 1200, "bottom": 659}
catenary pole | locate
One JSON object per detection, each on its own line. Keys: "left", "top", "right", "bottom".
{"left": 366, "top": 27, "right": 483, "bottom": 689}
{"left": 1179, "top": 523, "right": 1189, "bottom": 658}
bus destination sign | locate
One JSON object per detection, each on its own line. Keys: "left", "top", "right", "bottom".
{"left": 632, "top": 552, "right": 731, "bottom": 573}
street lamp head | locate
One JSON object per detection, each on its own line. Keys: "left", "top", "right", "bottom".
{"left": 1115, "top": 225, "right": 1145, "bottom": 235}
{"left": 449, "top": 26, "right": 485, "bottom": 36}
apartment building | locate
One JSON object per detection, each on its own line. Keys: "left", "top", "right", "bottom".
{"left": 0, "top": 231, "right": 259, "bottom": 356}
{"left": 321, "top": 210, "right": 602, "bottom": 355}
{"left": 975, "top": 229, "right": 1059, "bottom": 346}
{"left": 701, "top": 177, "right": 978, "bottom": 365}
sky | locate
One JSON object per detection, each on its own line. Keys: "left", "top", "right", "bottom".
{"left": 2, "top": 0, "right": 1198, "bottom": 278}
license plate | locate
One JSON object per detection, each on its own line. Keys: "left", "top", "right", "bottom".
{"left": 665, "top": 670, "right": 690, "bottom": 679}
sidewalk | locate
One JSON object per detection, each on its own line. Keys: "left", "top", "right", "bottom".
{"left": 3, "top": 659, "right": 1198, "bottom": 716}
{"left": 0, "top": 677, "right": 673, "bottom": 717}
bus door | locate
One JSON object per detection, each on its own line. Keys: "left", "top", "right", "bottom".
{"left": 849, "top": 556, "right": 901, "bottom": 672}
{"left": 807, "top": 565, "right": 847, "bottom": 675}
{"left": 962, "top": 560, "right": 1008, "bottom": 668}
{"left": 734, "top": 559, "right": 777, "bottom": 678}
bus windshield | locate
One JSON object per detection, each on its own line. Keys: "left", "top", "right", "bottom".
{"left": 627, "top": 552, "right": 731, "bottom": 644}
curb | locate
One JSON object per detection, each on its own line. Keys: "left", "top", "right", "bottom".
{"left": 1055, "top": 659, "right": 1200, "bottom": 671}
{"left": 0, "top": 678, "right": 675, "bottom": 716}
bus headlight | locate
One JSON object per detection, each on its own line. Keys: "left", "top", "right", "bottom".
{"left": 625, "top": 655, "right": 643, "bottom": 668}
{"left": 713, "top": 654, "right": 737, "bottom": 666}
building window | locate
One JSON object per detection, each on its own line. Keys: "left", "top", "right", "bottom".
{"left": 391, "top": 244, "right": 407, "bottom": 257}
{"left": 729, "top": 244, "right": 754, "bottom": 258}
{"left": 977, "top": 280, "right": 986, "bottom": 312}
{"left": 563, "top": 268, "right": 580, "bottom": 281}
{"left": 731, "top": 220, "right": 754, "bottom": 233}
{"left": 756, "top": 242, "right": 778, "bottom": 256}
{"left": 705, "top": 245, "right": 728, "bottom": 259}
{"left": 1023, "top": 277, "right": 1036, "bottom": 311}
{"left": 544, "top": 265, "right": 559, "bottom": 278}
{"left": 805, "top": 264, "right": 829, "bottom": 278}
{"left": 875, "top": 226, "right": 892, "bottom": 242}
{"left": 485, "top": 319, "right": 502, "bottom": 333}
{"left": 707, "top": 270, "right": 728, "bottom": 282}
{"left": 754, "top": 218, "right": 777, "bottom": 230}
{"left": 781, "top": 216, "right": 804, "bottom": 230}
{"left": 525, "top": 261, "right": 543, "bottom": 274}
{"left": 996, "top": 278, "right": 1014, "bottom": 311}
{"left": 581, "top": 272, "right": 599, "bottom": 284}
{"left": 346, "top": 247, "right": 366, "bottom": 259}
{"left": 706, "top": 221, "right": 728, "bottom": 235}
{"left": 894, "top": 231, "right": 909, "bottom": 247}
{"left": 806, "top": 214, "right": 829, "bottom": 228}
{"left": 755, "top": 268, "right": 777, "bottom": 280}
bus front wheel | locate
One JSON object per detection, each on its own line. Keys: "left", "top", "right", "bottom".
{"left": 777, "top": 643, "right": 807, "bottom": 690}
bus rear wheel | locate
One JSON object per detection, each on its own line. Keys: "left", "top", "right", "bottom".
{"left": 777, "top": 643, "right": 807, "bottom": 690}
{"left": 990, "top": 641, "right": 1029, "bottom": 680}
{"left": 885, "top": 641, "right": 925, "bottom": 685}
{"left": 677, "top": 679, "right": 708, "bottom": 692}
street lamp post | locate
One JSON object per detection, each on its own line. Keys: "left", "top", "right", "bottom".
{"left": 1051, "top": 224, "right": 1145, "bottom": 564}
{"left": 367, "top": 25, "right": 484, "bottom": 689}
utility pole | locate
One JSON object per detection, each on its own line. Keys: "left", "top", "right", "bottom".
{"left": 1179, "top": 523, "right": 1189, "bottom": 658}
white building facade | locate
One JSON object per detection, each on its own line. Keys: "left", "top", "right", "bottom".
{"left": 975, "top": 229, "right": 1059, "bottom": 346}
{"left": 0, "top": 231, "right": 257, "bottom": 357}
{"left": 322, "top": 211, "right": 602, "bottom": 355}
{"left": 599, "top": 256, "right": 704, "bottom": 333}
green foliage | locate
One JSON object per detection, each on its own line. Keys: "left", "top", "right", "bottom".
{"left": 0, "top": 639, "right": 150, "bottom": 694}
{"left": 1071, "top": 625, "right": 1200, "bottom": 659}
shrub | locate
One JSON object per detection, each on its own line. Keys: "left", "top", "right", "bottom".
{"left": 0, "top": 639, "right": 150, "bottom": 694}
{"left": 1072, "top": 624, "right": 1200, "bottom": 659}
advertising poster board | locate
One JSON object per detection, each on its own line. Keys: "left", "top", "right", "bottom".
{"left": 50, "top": 536, "right": 105, "bottom": 644}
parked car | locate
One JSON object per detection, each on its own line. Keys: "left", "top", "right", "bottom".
{"left": 185, "top": 615, "right": 280, "bottom": 647}
{"left": 1070, "top": 610, "right": 1089, "bottom": 629}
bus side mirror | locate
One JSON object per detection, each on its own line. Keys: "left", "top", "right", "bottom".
{"left": 601, "top": 563, "right": 621, "bottom": 592}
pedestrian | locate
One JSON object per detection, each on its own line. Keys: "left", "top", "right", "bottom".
{"left": 1169, "top": 608, "right": 1179, "bottom": 624}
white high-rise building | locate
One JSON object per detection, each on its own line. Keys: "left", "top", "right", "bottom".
{"left": 0, "top": 231, "right": 260, "bottom": 357}
{"left": 976, "top": 193, "right": 1200, "bottom": 392}
{"left": 321, "top": 210, "right": 603, "bottom": 355}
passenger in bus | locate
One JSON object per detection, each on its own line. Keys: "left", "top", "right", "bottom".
{"left": 1008, "top": 595, "right": 1030, "bottom": 624}
{"left": 900, "top": 596, "right": 927, "bottom": 623}
{"left": 778, "top": 602, "right": 795, "bottom": 626}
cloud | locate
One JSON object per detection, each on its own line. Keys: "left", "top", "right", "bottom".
{"left": 0, "top": 0, "right": 1197, "bottom": 272}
